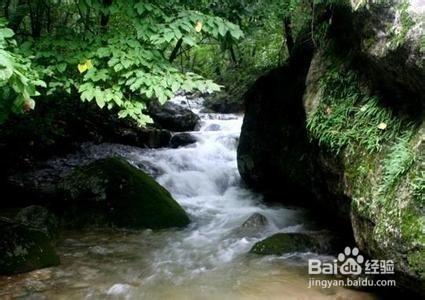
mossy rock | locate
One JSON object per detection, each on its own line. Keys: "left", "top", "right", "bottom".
{"left": 0, "top": 218, "right": 60, "bottom": 275}
{"left": 58, "top": 157, "right": 190, "bottom": 229}
{"left": 15, "top": 205, "right": 59, "bottom": 241}
{"left": 250, "top": 233, "right": 320, "bottom": 255}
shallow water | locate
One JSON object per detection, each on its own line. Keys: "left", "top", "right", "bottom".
{"left": 0, "top": 97, "right": 377, "bottom": 299}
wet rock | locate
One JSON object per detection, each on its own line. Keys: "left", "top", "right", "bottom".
{"left": 170, "top": 133, "right": 197, "bottom": 148}
{"left": 15, "top": 206, "right": 59, "bottom": 241}
{"left": 58, "top": 156, "right": 190, "bottom": 229}
{"left": 241, "top": 213, "right": 269, "bottom": 228}
{"left": 203, "top": 94, "right": 244, "bottom": 113}
{"left": 250, "top": 232, "right": 343, "bottom": 255}
{"left": 199, "top": 108, "right": 215, "bottom": 114}
{"left": 250, "top": 233, "right": 318, "bottom": 255}
{"left": 115, "top": 128, "right": 171, "bottom": 148}
{"left": 148, "top": 101, "right": 200, "bottom": 132}
{"left": 231, "top": 213, "right": 269, "bottom": 238}
{"left": 0, "top": 217, "right": 60, "bottom": 275}
{"left": 237, "top": 40, "right": 316, "bottom": 208}
{"left": 205, "top": 124, "right": 221, "bottom": 131}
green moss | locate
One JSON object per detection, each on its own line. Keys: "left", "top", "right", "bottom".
{"left": 408, "top": 250, "right": 425, "bottom": 280}
{"left": 59, "top": 157, "right": 190, "bottom": 229}
{"left": 389, "top": 0, "right": 416, "bottom": 49}
{"left": 307, "top": 65, "right": 406, "bottom": 155}
{"left": 379, "top": 133, "right": 415, "bottom": 198}
{"left": 411, "top": 171, "right": 425, "bottom": 205}
{"left": 250, "top": 233, "right": 318, "bottom": 255}
{"left": 401, "top": 207, "right": 425, "bottom": 244}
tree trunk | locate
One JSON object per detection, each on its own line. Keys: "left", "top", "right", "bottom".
{"left": 283, "top": 16, "right": 294, "bottom": 56}
{"left": 100, "top": 0, "right": 113, "bottom": 32}
{"left": 28, "top": 0, "right": 43, "bottom": 37}
{"left": 229, "top": 45, "right": 237, "bottom": 65}
{"left": 169, "top": 38, "right": 183, "bottom": 63}
{"left": 4, "top": 0, "right": 11, "bottom": 19}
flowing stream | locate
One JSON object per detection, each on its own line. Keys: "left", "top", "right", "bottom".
{"left": 0, "top": 97, "right": 377, "bottom": 299}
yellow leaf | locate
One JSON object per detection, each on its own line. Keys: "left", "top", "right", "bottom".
{"left": 78, "top": 59, "right": 93, "bottom": 73}
{"left": 377, "top": 122, "right": 387, "bottom": 130}
{"left": 195, "top": 21, "right": 203, "bottom": 33}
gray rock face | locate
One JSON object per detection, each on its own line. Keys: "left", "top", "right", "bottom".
{"left": 148, "top": 101, "right": 200, "bottom": 132}
{"left": 15, "top": 206, "right": 59, "bottom": 240}
{"left": 351, "top": 1, "right": 425, "bottom": 118}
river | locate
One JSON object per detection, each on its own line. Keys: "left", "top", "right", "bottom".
{"left": 0, "top": 97, "right": 376, "bottom": 299}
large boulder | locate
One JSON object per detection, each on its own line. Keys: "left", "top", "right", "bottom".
{"left": 237, "top": 41, "right": 316, "bottom": 203}
{"left": 304, "top": 49, "right": 425, "bottom": 295}
{"left": 0, "top": 218, "right": 60, "bottom": 275}
{"left": 57, "top": 157, "right": 190, "bottom": 229}
{"left": 148, "top": 101, "right": 200, "bottom": 132}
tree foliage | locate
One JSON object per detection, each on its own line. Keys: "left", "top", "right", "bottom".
{"left": 0, "top": 18, "right": 44, "bottom": 123}
{"left": 1, "top": 0, "right": 244, "bottom": 125}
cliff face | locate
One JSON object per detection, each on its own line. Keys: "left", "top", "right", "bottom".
{"left": 238, "top": 0, "right": 424, "bottom": 294}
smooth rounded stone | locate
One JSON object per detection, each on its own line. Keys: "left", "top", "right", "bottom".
{"left": 240, "top": 213, "right": 269, "bottom": 228}
{"left": 15, "top": 205, "right": 59, "bottom": 240}
{"left": 250, "top": 231, "right": 344, "bottom": 255}
{"left": 107, "top": 284, "right": 132, "bottom": 296}
{"left": 170, "top": 133, "right": 197, "bottom": 148}
{"left": 58, "top": 156, "right": 190, "bottom": 229}
{"left": 205, "top": 124, "right": 221, "bottom": 131}
{"left": 148, "top": 101, "right": 200, "bottom": 132}
{"left": 0, "top": 217, "right": 60, "bottom": 275}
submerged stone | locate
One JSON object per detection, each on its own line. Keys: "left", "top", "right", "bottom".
{"left": 250, "top": 233, "right": 320, "bottom": 255}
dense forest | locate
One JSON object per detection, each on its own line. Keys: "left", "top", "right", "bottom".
{"left": 0, "top": 0, "right": 424, "bottom": 299}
